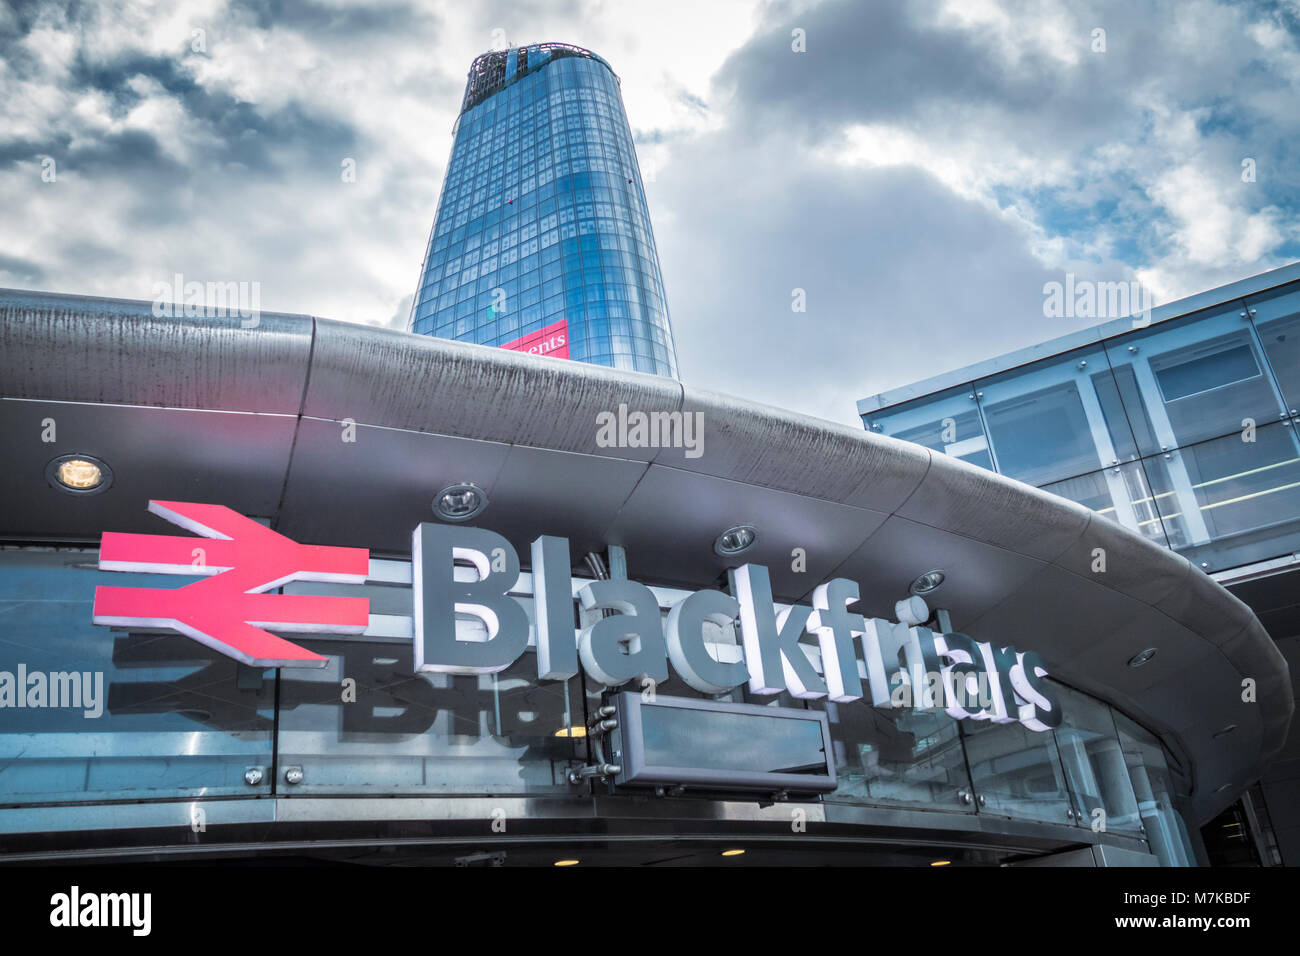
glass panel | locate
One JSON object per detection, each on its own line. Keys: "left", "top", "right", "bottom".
{"left": 863, "top": 385, "right": 993, "bottom": 470}
{"left": 277, "top": 641, "right": 583, "bottom": 794}
{"left": 1142, "top": 421, "right": 1300, "bottom": 569}
{"left": 822, "top": 703, "right": 976, "bottom": 813}
{"left": 1040, "top": 462, "right": 1169, "bottom": 547}
{"left": 1248, "top": 284, "right": 1300, "bottom": 417}
{"left": 1104, "top": 305, "right": 1286, "bottom": 454}
{"left": 977, "top": 347, "right": 1137, "bottom": 485}
{"left": 961, "top": 718, "right": 1074, "bottom": 825}
{"left": 1113, "top": 712, "right": 1194, "bottom": 866}
{"left": 0, "top": 550, "right": 275, "bottom": 805}
{"left": 1049, "top": 683, "right": 1144, "bottom": 836}
{"left": 639, "top": 704, "right": 830, "bottom": 775}
{"left": 1156, "top": 343, "right": 1260, "bottom": 401}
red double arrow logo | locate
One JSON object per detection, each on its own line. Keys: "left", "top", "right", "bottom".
{"left": 92, "top": 501, "right": 370, "bottom": 667}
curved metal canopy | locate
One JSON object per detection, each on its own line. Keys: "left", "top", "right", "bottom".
{"left": 0, "top": 287, "right": 1290, "bottom": 824}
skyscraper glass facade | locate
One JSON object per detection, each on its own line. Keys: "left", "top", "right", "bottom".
{"left": 409, "top": 44, "right": 679, "bottom": 377}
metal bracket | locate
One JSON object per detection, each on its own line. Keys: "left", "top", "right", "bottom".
{"left": 567, "top": 704, "right": 620, "bottom": 784}
{"left": 568, "top": 762, "right": 621, "bottom": 784}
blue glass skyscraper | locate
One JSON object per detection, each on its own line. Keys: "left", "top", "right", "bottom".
{"left": 409, "top": 43, "right": 679, "bottom": 377}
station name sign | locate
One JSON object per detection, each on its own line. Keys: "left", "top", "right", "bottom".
{"left": 416, "top": 525, "right": 1062, "bottom": 732}
{"left": 92, "top": 502, "right": 1062, "bottom": 732}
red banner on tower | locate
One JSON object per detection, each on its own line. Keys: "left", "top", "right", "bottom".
{"left": 501, "top": 318, "right": 569, "bottom": 359}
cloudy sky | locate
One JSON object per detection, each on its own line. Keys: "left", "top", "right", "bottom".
{"left": 3, "top": 0, "right": 1299, "bottom": 425}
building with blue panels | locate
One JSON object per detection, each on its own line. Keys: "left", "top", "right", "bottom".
{"left": 408, "top": 43, "right": 679, "bottom": 378}
{"left": 859, "top": 262, "right": 1300, "bottom": 866}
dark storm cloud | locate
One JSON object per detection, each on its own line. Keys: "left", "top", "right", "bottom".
{"left": 0, "top": 3, "right": 41, "bottom": 69}
{"left": 454, "top": 0, "right": 584, "bottom": 39}
{"left": 655, "top": 140, "right": 1069, "bottom": 418}
{"left": 648, "top": 0, "right": 1300, "bottom": 421}
{"left": 721, "top": 0, "right": 1014, "bottom": 129}
{"left": 0, "top": 0, "right": 456, "bottom": 321}
{"left": 48, "top": 128, "right": 183, "bottom": 178}
{"left": 0, "top": 251, "right": 46, "bottom": 285}
{"left": 710, "top": 0, "right": 1300, "bottom": 248}
{"left": 234, "top": 0, "right": 433, "bottom": 36}
{"left": 58, "top": 237, "right": 134, "bottom": 271}
{"left": 1240, "top": 0, "right": 1300, "bottom": 35}
{"left": 716, "top": 0, "right": 1199, "bottom": 150}
{"left": 0, "top": 43, "right": 360, "bottom": 177}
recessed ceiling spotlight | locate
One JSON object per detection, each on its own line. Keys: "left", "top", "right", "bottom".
{"left": 433, "top": 482, "right": 488, "bottom": 522}
{"left": 714, "top": 525, "right": 757, "bottom": 556}
{"left": 930, "top": 860, "right": 952, "bottom": 867}
{"left": 554, "top": 858, "right": 580, "bottom": 867}
{"left": 721, "top": 848, "right": 745, "bottom": 857}
{"left": 909, "top": 570, "right": 945, "bottom": 595}
{"left": 1127, "top": 647, "right": 1158, "bottom": 668}
{"left": 45, "top": 454, "right": 113, "bottom": 495}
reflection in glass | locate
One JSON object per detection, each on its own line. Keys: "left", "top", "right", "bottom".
{"left": 1113, "top": 712, "right": 1194, "bottom": 866}
{"left": 864, "top": 386, "right": 992, "bottom": 470}
{"left": 823, "top": 703, "right": 975, "bottom": 812}
{"left": 0, "top": 551, "right": 275, "bottom": 804}
{"left": 961, "top": 718, "right": 1074, "bottom": 825}
{"left": 1105, "top": 308, "right": 1285, "bottom": 454}
{"left": 640, "top": 705, "right": 829, "bottom": 775}
{"left": 1143, "top": 422, "right": 1300, "bottom": 568}
{"left": 1041, "top": 463, "right": 1169, "bottom": 546}
{"left": 277, "top": 645, "right": 582, "bottom": 794}
{"left": 1251, "top": 287, "right": 1300, "bottom": 415}
{"left": 1050, "top": 683, "right": 1143, "bottom": 835}
{"left": 977, "top": 349, "right": 1133, "bottom": 485}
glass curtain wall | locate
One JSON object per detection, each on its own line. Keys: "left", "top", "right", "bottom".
{"left": 863, "top": 285, "right": 1300, "bottom": 572}
{"left": 410, "top": 48, "right": 679, "bottom": 377}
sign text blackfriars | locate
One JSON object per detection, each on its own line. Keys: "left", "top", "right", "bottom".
{"left": 413, "top": 525, "right": 1063, "bottom": 732}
